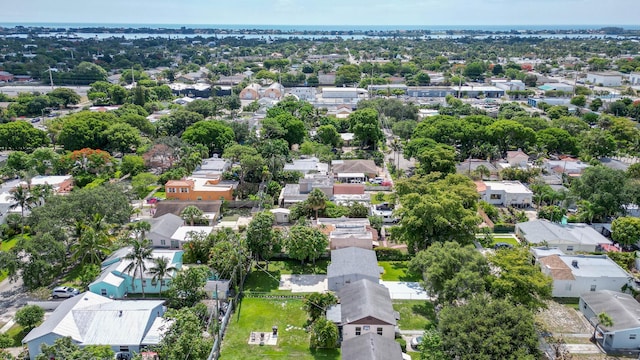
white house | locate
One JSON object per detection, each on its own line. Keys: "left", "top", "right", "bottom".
{"left": 580, "top": 290, "right": 640, "bottom": 351}
{"left": 23, "top": 292, "right": 166, "bottom": 360}
{"left": 539, "top": 255, "right": 633, "bottom": 297}
{"left": 505, "top": 150, "right": 529, "bottom": 167}
{"left": 516, "top": 220, "right": 613, "bottom": 253}
{"left": 287, "top": 87, "right": 316, "bottom": 101}
{"left": 170, "top": 226, "right": 214, "bottom": 248}
{"left": 479, "top": 181, "right": 533, "bottom": 207}
{"left": 586, "top": 72, "right": 623, "bottom": 87}
{"left": 629, "top": 72, "right": 640, "bottom": 86}
{"left": 321, "top": 87, "right": 368, "bottom": 99}
{"left": 492, "top": 79, "right": 526, "bottom": 91}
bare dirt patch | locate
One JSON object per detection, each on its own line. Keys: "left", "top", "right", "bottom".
{"left": 537, "top": 300, "right": 592, "bottom": 334}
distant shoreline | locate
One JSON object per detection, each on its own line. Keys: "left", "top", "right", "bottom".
{"left": 0, "top": 24, "right": 638, "bottom": 38}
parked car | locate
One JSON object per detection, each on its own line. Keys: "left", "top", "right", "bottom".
{"left": 410, "top": 335, "right": 423, "bottom": 349}
{"left": 493, "top": 242, "right": 514, "bottom": 250}
{"left": 52, "top": 286, "right": 79, "bottom": 299}
{"left": 30, "top": 118, "right": 41, "bottom": 123}
{"left": 369, "top": 177, "right": 384, "bottom": 185}
{"left": 381, "top": 181, "right": 392, "bottom": 187}
{"left": 349, "top": 179, "right": 362, "bottom": 184}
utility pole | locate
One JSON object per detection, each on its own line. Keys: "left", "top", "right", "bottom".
{"left": 48, "top": 68, "right": 54, "bottom": 90}
{"left": 131, "top": 66, "right": 135, "bottom": 86}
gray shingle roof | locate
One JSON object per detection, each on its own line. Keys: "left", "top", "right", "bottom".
{"left": 516, "top": 220, "right": 611, "bottom": 246}
{"left": 338, "top": 279, "right": 396, "bottom": 325}
{"left": 581, "top": 290, "right": 640, "bottom": 332}
{"left": 149, "top": 213, "right": 184, "bottom": 241}
{"left": 328, "top": 247, "right": 379, "bottom": 278}
{"left": 340, "top": 333, "right": 403, "bottom": 360}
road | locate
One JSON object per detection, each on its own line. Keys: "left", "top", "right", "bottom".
{"left": 0, "top": 276, "right": 28, "bottom": 331}
{"left": 0, "top": 85, "right": 91, "bottom": 97}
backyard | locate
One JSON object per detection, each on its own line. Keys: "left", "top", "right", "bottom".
{"left": 0, "top": 235, "right": 21, "bottom": 282}
{"left": 393, "top": 300, "right": 435, "bottom": 330}
{"left": 379, "top": 261, "right": 421, "bottom": 282}
{"left": 243, "top": 260, "right": 329, "bottom": 295}
{"left": 219, "top": 298, "right": 340, "bottom": 360}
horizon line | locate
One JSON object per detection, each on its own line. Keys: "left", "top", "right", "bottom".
{"left": 0, "top": 22, "right": 635, "bottom": 27}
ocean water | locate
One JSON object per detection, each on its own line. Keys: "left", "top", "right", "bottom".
{"left": 2, "top": 23, "right": 640, "bottom": 31}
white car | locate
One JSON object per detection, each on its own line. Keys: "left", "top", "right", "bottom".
{"left": 52, "top": 286, "right": 80, "bottom": 299}
{"left": 369, "top": 177, "right": 384, "bottom": 185}
{"left": 410, "top": 335, "right": 423, "bottom": 349}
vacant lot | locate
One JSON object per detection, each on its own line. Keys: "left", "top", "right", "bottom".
{"left": 220, "top": 298, "right": 339, "bottom": 360}
{"left": 244, "top": 260, "right": 329, "bottom": 294}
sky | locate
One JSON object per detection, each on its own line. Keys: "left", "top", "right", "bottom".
{"left": 2, "top": 0, "right": 640, "bottom": 27}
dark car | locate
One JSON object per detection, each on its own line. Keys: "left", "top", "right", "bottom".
{"left": 493, "top": 242, "right": 514, "bottom": 250}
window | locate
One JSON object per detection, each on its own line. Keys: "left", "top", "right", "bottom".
{"left": 160, "top": 239, "right": 166, "bottom": 246}
{"left": 490, "top": 194, "right": 502, "bottom": 200}
{"left": 180, "top": 187, "right": 189, "bottom": 193}
{"left": 100, "top": 289, "right": 107, "bottom": 296}
{"left": 566, "top": 246, "right": 574, "bottom": 251}
{"left": 161, "top": 280, "right": 166, "bottom": 286}
{"left": 377, "top": 327, "right": 383, "bottom": 335}
{"left": 355, "top": 327, "right": 361, "bottom": 336}
{"left": 363, "top": 326, "right": 370, "bottom": 331}
{"left": 142, "top": 280, "right": 147, "bottom": 286}
{"left": 565, "top": 283, "right": 572, "bottom": 291}
{"left": 631, "top": 334, "right": 637, "bottom": 340}
{"left": 590, "top": 285, "right": 597, "bottom": 291}
{"left": 167, "top": 187, "right": 176, "bottom": 193}
{"left": 119, "top": 346, "right": 129, "bottom": 352}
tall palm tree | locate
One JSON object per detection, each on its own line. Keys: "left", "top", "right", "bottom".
{"left": 71, "top": 226, "right": 110, "bottom": 265}
{"left": 123, "top": 237, "right": 154, "bottom": 298}
{"left": 181, "top": 205, "right": 204, "bottom": 226}
{"left": 148, "top": 256, "right": 177, "bottom": 297}
{"left": 8, "top": 186, "right": 36, "bottom": 233}
{"left": 129, "top": 220, "right": 151, "bottom": 241}
{"left": 475, "top": 164, "right": 491, "bottom": 180}
{"left": 31, "top": 184, "right": 54, "bottom": 206}
{"left": 307, "top": 188, "right": 328, "bottom": 220}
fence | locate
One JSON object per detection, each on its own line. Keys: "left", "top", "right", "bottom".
{"left": 207, "top": 298, "right": 234, "bottom": 360}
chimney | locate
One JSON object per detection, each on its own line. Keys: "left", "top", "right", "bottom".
{"left": 571, "top": 260, "right": 579, "bottom": 268}
{"left": 119, "top": 310, "right": 123, "bottom": 317}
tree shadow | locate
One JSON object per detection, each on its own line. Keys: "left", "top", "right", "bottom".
{"left": 310, "top": 347, "right": 340, "bottom": 360}
{"left": 412, "top": 302, "right": 436, "bottom": 323}
{"left": 391, "top": 262, "right": 421, "bottom": 282}
{"left": 283, "top": 260, "right": 329, "bottom": 275}
{"left": 243, "top": 270, "right": 281, "bottom": 292}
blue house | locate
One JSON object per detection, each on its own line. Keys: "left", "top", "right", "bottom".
{"left": 89, "top": 247, "right": 183, "bottom": 298}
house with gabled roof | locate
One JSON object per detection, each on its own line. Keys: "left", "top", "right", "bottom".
{"left": 580, "top": 290, "right": 640, "bottom": 351}
{"left": 340, "top": 333, "right": 404, "bottom": 360}
{"left": 23, "top": 292, "right": 166, "bottom": 360}
{"left": 327, "top": 247, "right": 381, "bottom": 291}
{"left": 334, "top": 279, "right": 398, "bottom": 341}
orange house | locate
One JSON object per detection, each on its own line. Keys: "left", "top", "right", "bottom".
{"left": 165, "top": 177, "right": 234, "bottom": 201}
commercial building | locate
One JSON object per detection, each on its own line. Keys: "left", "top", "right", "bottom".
{"left": 586, "top": 72, "right": 623, "bottom": 87}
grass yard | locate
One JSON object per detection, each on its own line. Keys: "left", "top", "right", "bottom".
{"left": 5, "top": 324, "right": 26, "bottom": 347}
{"left": 379, "top": 262, "right": 421, "bottom": 282}
{"left": 243, "top": 260, "right": 329, "bottom": 294}
{"left": 153, "top": 190, "right": 166, "bottom": 199}
{"left": 371, "top": 192, "right": 396, "bottom": 205}
{"left": 491, "top": 236, "right": 520, "bottom": 247}
{"left": 0, "top": 235, "right": 20, "bottom": 252}
{"left": 393, "top": 300, "right": 436, "bottom": 331}
{"left": 220, "top": 298, "right": 340, "bottom": 360}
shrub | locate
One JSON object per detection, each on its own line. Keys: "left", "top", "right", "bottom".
{"left": 375, "top": 247, "right": 409, "bottom": 261}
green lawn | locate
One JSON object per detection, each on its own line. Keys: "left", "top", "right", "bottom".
{"left": 220, "top": 298, "right": 340, "bottom": 360}
{"left": 153, "top": 190, "right": 166, "bottom": 199}
{"left": 491, "top": 236, "right": 520, "bottom": 247}
{"left": 243, "top": 260, "right": 329, "bottom": 294}
{"left": 6, "top": 324, "right": 26, "bottom": 347}
{"left": 371, "top": 192, "right": 395, "bottom": 205}
{"left": 393, "top": 300, "right": 436, "bottom": 331}
{"left": 554, "top": 297, "right": 580, "bottom": 310}
{"left": 379, "top": 262, "right": 421, "bottom": 282}
{"left": 0, "top": 235, "right": 20, "bottom": 252}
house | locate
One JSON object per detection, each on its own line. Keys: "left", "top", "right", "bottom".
{"left": 168, "top": 83, "right": 212, "bottom": 98}
{"left": 0, "top": 71, "right": 14, "bottom": 82}
{"left": 479, "top": 181, "right": 533, "bottom": 207}
{"left": 340, "top": 133, "right": 355, "bottom": 145}
{"left": 165, "top": 177, "right": 234, "bottom": 201}
{"left": 287, "top": 87, "right": 316, "bottom": 101}
{"left": 506, "top": 150, "right": 529, "bottom": 167}
{"left": 89, "top": 247, "right": 183, "bottom": 298}
{"left": 148, "top": 213, "right": 184, "bottom": 248}
{"left": 332, "top": 194, "right": 371, "bottom": 207}
{"left": 538, "top": 83, "right": 574, "bottom": 92}
{"left": 263, "top": 82, "right": 285, "bottom": 99}
{"left": 283, "top": 157, "right": 329, "bottom": 175}
{"left": 544, "top": 158, "right": 590, "bottom": 176}
{"left": 327, "top": 247, "right": 380, "bottom": 291}
{"left": 23, "top": 175, "right": 74, "bottom": 194}
{"left": 491, "top": 79, "right": 525, "bottom": 91}
{"left": 586, "top": 72, "right": 622, "bottom": 87}
{"left": 528, "top": 97, "right": 572, "bottom": 108}
{"left": 530, "top": 247, "right": 566, "bottom": 264}
{"left": 580, "top": 290, "right": 640, "bottom": 351}
{"left": 367, "top": 84, "right": 408, "bottom": 94}
{"left": 191, "top": 156, "right": 232, "bottom": 178}
{"left": 629, "top": 72, "right": 640, "bottom": 86}
{"left": 340, "top": 333, "right": 404, "bottom": 360}
{"left": 239, "top": 83, "right": 261, "bottom": 100}
{"left": 406, "top": 86, "right": 455, "bottom": 98}
{"left": 450, "top": 85, "right": 505, "bottom": 98}
{"left": 23, "top": 292, "right": 166, "bottom": 360}
{"left": 318, "top": 72, "right": 337, "bottom": 85}
{"left": 455, "top": 159, "right": 498, "bottom": 177}
{"left": 170, "top": 226, "right": 214, "bottom": 248}
{"left": 539, "top": 254, "right": 632, "bottom": 297}
{"left": 516, "top": 220, "right": 613, "bottom": 253}
{"left": 332, "top": 160, "right": 378, "bottom": 179}
{"left": 328, "top": 226, "right": 376, "bottom": 250}
{"left": 153, "top": 201, "right": 222, "bottom": 223}
{"left": 335, "top": 279, "right": 397, "bottom": 341}
{"left": 279, "top": 174, "right": 333, "bottom": 207}
{"left": 270, "top": 208, "right": 291, "bottom": 223}
{"left": 321, "top": 87, "right": 368, "bottom": 99}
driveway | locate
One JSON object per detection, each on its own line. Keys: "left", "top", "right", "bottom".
{"left": 380, "top": 281, "right": 430, "bottom": 300}
{"left": 278, "top": 275, "right": 327, "bottom": 293}
{"left": 0, "top": 276, "right": 28, "bottom": 332}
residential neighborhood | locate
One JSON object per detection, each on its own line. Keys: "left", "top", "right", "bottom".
{"left": 3, "top": 12, "right": 640, "bottom": 360}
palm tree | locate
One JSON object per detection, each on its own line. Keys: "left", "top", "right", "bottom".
{"left": 123, "top": 237, "right": 154, "bottom": 298}
{"left": 181, "top": 205, "right": 204, "bottom": 226}
{"left": 390, "top": 138, "right": 402, "bottom": 174}
{"left": 148, "top": 256, "right": 177, "bottom": 297}
{"left": 129, "top": 220, "right": 151, "bottom": 241}
{"left": 592, "top": 312, "right": 614, "bottom": 342}
{"left": 71, "top": 226, "right": 110, "bottom": 265}
{"left": 8, "top": 186, "right": 36, "bottom": 232}
{"left": 31, "top": 184, "right": 54, "bottom": 206}
{"left": 307, "top": 188, "right": 328, "bottom": 220}
{"left": 475, "top": 164, "right": 491, "bottom": 180}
